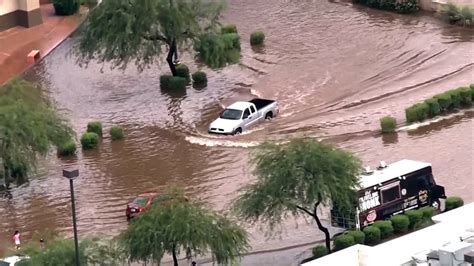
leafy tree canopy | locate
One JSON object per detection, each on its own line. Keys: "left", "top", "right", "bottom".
{"left": 233, "top": 138, "right": 362, "bottom": 252}
{"left": 0, "top": 79, "right": 74, "bottom": 184}
{"left": 74, "top": 0, "right": 228, "bottom": 74}
{"left": 121, "top": 188, "right": 249, "bottom": 265}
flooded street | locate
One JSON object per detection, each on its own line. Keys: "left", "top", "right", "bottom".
{"left": 1, "top": 0, "right": 473, "bottom": 262}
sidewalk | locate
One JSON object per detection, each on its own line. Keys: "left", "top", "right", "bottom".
{"left": 0, "top": 4, "right": 84, "bottom": 85}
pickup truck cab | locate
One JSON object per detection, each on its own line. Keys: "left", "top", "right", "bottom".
{"left": 209, "top": 98, "right": 278, "bottom": 135}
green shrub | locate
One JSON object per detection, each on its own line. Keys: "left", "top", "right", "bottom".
{"left": 435, "top": 93, "right": 453, "bottom": 112}
{"left": 363, "top": 226, "right": 381, "bottom": 245}
{"left": 221, "top": 33, "right": 241, "bottom": 50}
{"left": 445, "top": 196, "right": 464, "bottom": 211}
{"left": 110, "top": 126, "right": 124, "bottom": 140}
{"left": 405, "top": 106, "right": 418, "bottom": 123}
{"left": 390, "top": 215, "right": 410, "bottom": 233}
{"left": 470, "top": 84, "right": 474, "bottom": 100}
{"left": 221, "top": 24, "right": 238, "bottom": 34}
{"left": 192, "top": 71, "right": 208, "bottom": 85}
{"left": 53, "top": 0, "right": 79, "bottom": 16}
{"left": 176, "top": 64, "right": 190, "bottom": 83}
{"left": 250, "top": 31, "right": 265, "bottom": 45}
{"left": 346, "top": 230, "right": 365, "bottom": 244}
{"left": 81, "top": 132, "right": 99, "bottom": 150}
{"left": 195, "top": 33, "right": 241, "bottom": 68}
{"left": 57, "top": 139, "right": 77, "bottom": 156}
{"left": 425, "top": 98, "right": 441, "bottom": 118}
{"left": 394, "top": 0, "right": 419, "bottom": 13}
{"left": 373, "top": 220, "right": 394, "bottom": 238}
{"left": 380, "top": 116, "right": 396, "bottom": 133}
{"left": 458, "top": 87, "right": 472, "bottom": 107}
{"left": 405, "top": 103, "right": 429, "bottom": 123}
{"left": 447, "top": 89, "right": 461, "bottom": 109}
{"left": 334, "top": 234, "right": 355, "bottom": 251}
{"left": 419, "top": 206, "right": 435, "bottom": 220}
{"left": 405, "top": 209, "right": 423, "bottom": 229}
{"left": 160, "top": 75, "right": 187, "bottom": 90}
{"left": 87, "top": 121, "right": 103, "bottom": 137}
{"left": 312, "top": 245, "right": 328, "bottom": 259}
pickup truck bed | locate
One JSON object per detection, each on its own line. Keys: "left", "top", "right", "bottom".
{"left": 249, "top": 98, "right": 275, "bottom": 110}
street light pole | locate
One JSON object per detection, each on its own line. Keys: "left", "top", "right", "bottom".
{"left": 63, "top": 169, "right": 80, "bottom": 266}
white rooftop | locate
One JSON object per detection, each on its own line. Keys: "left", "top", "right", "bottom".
{"left": 360, "top": 159, "right": 431, "bottom": 189}
{"left": 302, "top": 202, "right": 474, "bottom": 266}
{"left": 226, "top": 101, "right": 253, "bottom": 111}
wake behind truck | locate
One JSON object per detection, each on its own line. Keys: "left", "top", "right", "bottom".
{"left": 331, "top": 159, "right": 447, "bottom": 229}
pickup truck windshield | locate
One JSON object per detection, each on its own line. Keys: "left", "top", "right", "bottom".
{"left": 220, "top": 109, "right": 242, "bottom": 120}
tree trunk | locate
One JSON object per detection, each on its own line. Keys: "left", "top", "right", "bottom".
{"left": 312, "top": 202, "right": 332, "bottom": 253}
{"left": 166, "top": 39, "right": 178, "bottom": 76}
{"left": 172, "top": 245, "right": 179, "bottom": 266}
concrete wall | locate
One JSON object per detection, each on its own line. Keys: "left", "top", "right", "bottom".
{"left": 0, "top": 0, "right": 42, "bottom": 31}
{"left": 0, "top": 0, "right": 20, "bottom": 16}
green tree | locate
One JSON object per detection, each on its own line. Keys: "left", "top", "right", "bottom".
{"left": 74, "top": 0, "right": 226, "bottom": 76}
{"left": 0, "top": 79, "right": 74, "bottom": 185}
{"left": 120, "top": 189, "right": 249, "bottom": 266}
{"left": 233, "top": 138, "right": 362, "bottom": 253}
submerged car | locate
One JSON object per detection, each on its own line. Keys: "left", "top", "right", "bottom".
{"left": 126, "top": 192, "right": 188, "bottom": 220}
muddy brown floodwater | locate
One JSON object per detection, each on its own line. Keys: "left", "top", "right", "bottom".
{"left": 1, "top": 0, "right": 473, "bottom": 263}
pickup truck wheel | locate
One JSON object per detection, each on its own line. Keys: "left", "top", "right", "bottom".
{"left": 233, "top": 128, "right": 242, "bottom": 135}
{"left": 265, "top": 112, "right": 273, "bottom": 121}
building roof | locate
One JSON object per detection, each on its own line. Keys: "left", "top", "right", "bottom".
{"left": 302, "top": 203, "right": 474, "bottom": 266}
{"left": 359, "top": 159, "right": 431, "bottom": 189}
{"left": 226, "top": 101, "right": 253, "bottom": 111}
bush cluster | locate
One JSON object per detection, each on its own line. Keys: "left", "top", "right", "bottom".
{"left": 444, "top": 3, "right": 474, "bottom": 27}
{"left": 53, "top": 0, "right": 80, "bottom": 16}
{"left": 373, "top": 220, "right": 394, "bottom": 238}
{"left": 160, "top": 75, "right": 187, "bottom": 90}
{"left": 87, "top": 121, "right": 103, "bottom": 137}
{"left": 195, "top": 28, "right": 241, "bottom": 68}
{"left": 312, "top": 245, "right": 328, "bottom": 259}
{"left": 380, "top": 116, "right": 397, "bottom": 133}
{"left": 221, "top": 24, "right": 238, "bottom": 34}
{"left": 405, "top": 85, "right": 474, "bottom": 123}
{"left": 250, "top": 31, "right": 265, "bottom": 45}
{"left": 445, "top": 196, "right": 464, "bottom": 211}
{"left": 81, "top": 132, "right": 99, "bottom": 150}
{"left": 110, "top": 126, "right": 124, "bottom": 140}
{"left": 347, "top": 230, "right": 365, "bottom": 244}
{"left": 405, "top": 209, "right": 423, "bottom": 229}
{"left": 390, "top": 215, "right": 410, "bottom": 233}
{"left": 354, "top": 0, "right": 418, "bottom": 13}
{"left": 334, "top": 234, "right": 355, "bottom": 251}
{"left": 192, "top": 71, "right": 208, "bottom": 86}
{"left": 176, "top": 64, "right": 190, "bottom": 83}
{"left": 57, "top": 139, "right": 77, "bottom": 156}
{"left": 363, "top": 226, "right": 381, "bottom": 245}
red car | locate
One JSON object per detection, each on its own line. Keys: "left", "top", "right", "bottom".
{"left": 125, "top": 192, "right": 158, "bottom": 220}
{"left": 126, "top": 192, "right": 188, "bottom": 220}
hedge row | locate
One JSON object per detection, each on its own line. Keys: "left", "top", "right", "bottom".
{"left": 331, "top": 206, "right": 436, "bottom": 251}
{"left": 354, "top": 0, "right": 419, "bottom": 14}
{"left": 445, "top": 196, "right": 464, "bottom": 211}
{"left": 56, "top": 123, "right": 124, "bottom": 154}
{"left": 318, "top": 198, "right": 465, "bottom": 257}
{"left": 405, "top": 84, "right": 474, "bottom": 123}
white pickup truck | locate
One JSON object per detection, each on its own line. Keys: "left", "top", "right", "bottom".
{"left": 208, "top": 98, "right": 279, "bottom": 135}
